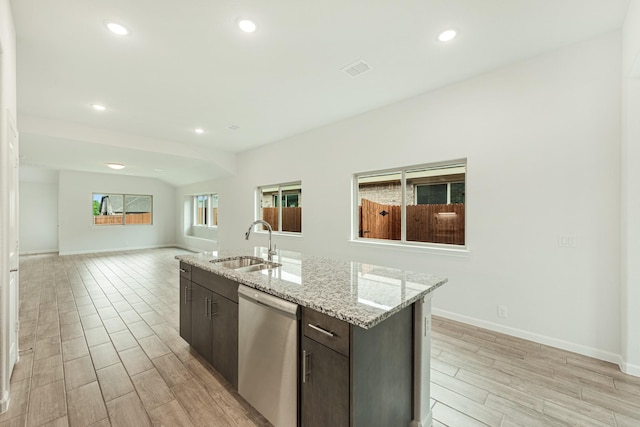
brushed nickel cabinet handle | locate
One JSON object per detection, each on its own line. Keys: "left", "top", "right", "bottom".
{"left": 211, "top": 299, "right": 217, "bottom": 318}
{"left": 204, "top": 297, "right": 209, "bottom": 318}
{"left": 179, "top": 268, "right": 188, "bottom": 273}
{"left": 302, "top": 350, "right": 311, "bottom": 383}
{"left": 308, "top": 324, "right": 335, "bottom": 337}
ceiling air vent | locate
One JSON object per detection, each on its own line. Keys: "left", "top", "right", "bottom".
{"left": 341, "top": 60, "right": 372, "bottom": 78}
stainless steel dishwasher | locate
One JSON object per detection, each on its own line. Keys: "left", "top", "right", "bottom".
{"left": 238, "top": 285, "right": 299, "bottom": 427}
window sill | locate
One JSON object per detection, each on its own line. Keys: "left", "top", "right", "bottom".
{"left": 348, "top": 238, "right": 470, "bottom": 257}
{"left": 184, "top": 234, "right": 217, "bottom": 242}
{"left": 254, "top": 230, "right": 303, "bottom": 239}
{"left": 91, "top": 224, "right": 153, "bottom": 227}
{"left": 192, "top": 225, "right": 218, "bottom": 229}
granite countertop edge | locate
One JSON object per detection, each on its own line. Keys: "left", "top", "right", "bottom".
{"left": 176, "top": 251, "right": 448, "bottom": 329}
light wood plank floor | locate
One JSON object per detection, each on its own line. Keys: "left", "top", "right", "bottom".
{"left": 0, "top": 248, "right": 638, "bottom": 426}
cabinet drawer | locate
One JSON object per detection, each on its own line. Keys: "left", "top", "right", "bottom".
{"left": 303, "top": 307, "right": 350, "bottom": 357}
{"left": 179, "top": 262, "right": 192, "bottom": 280}
{"left": 192, "top": 267, "right": 240, "bottom": 303}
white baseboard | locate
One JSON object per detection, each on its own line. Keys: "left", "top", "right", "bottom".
{"left": 0, "top": 389, "right": 8, "bottom": 414}
{"left": 58, "top": 244, "right": 176, "bottom": 256}
{"left": 174, "top": 245, "right": 203, "bottom": 253}
{"left": 432, "top": 308, "right": 627, "bottom": 371}
{"left": 180, "top": 236, "right": 218, "bottom": 252}
{"left": 621, "top": 360, "right": 640, "bottom": 377}
{"left": 19, "top": 249, "right": 59, "bottom": 255}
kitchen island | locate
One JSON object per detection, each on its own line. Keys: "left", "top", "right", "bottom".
{"left": 176, "top": 247, "right": 447, "bottom": 427}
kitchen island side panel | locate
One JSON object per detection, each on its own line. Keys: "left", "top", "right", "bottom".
{"left": 351, "top": 305, "right": 413, "bottom": 427}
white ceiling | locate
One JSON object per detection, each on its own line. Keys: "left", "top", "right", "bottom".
{"left": 11, "top": 0, "right": 630, "bottom": 186}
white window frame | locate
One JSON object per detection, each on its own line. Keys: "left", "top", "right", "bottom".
{"left": 92, "top": 193, "right": 153, "bottom": 226}
{"left": 256, "top": 181, "right": 302, "bottom": 235}
{"left": 351, "top": 159, "right": 467, "bottom": 251}
{"left": 193, "top": 193, "right": 218, "bottom": 228}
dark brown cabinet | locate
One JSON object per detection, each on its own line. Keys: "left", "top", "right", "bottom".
{"left": 210, "top": 293, "right": 238, "bottom": 389}
{"left": 190, "top": 282, "right": 213, "bottom": 360}
{"left": 301, "top": 306, "right": 413, "bottom": 427}
{"left": 179, "top": 262, "right": 192, "bottom": 343}
{"left": 301, "top": 336, "right": 349, "bottom": 427}
{"left": 180, "top": 265, "right": 239, "bottom": 389}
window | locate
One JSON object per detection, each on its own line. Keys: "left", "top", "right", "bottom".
{"left": 93, "top": 193, "right": 153, "bottom": 225}
{"left": 273, "top": 193, "right": 300, "bottom": 208}
{"left": 193, "top": 194, "right": 218, "bottom": 227}
{"left": 416, "top": 181, "right": 465, "bottom": 205}
{"left": 355, "top": 160, "right": 466, "bottom": 246}
{"left": 258, "top": 182, "right": 302, "bottom": 233}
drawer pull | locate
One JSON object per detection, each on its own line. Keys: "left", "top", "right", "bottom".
{"left": 179, "top": 268, "right": 188, "bottom": 273}
{"left": 308, "top": 324, "right": 335, "bottom": 337}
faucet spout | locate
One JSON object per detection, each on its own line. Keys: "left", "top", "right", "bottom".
{"left": 245, "top": 220, "right": 276, "bottom": 262}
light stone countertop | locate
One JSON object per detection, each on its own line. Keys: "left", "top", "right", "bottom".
{"left": 176, "top": 247, "right": 447, "bottom": 329}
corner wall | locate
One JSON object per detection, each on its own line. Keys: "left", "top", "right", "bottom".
{"left": 174, "top": 183, "right": 220, "bottom": 253}
{"left": 58, "top": 170, "right": 177, "bottom": 255}
{"left": 621, "top": 0, "right": 640, "bottom": 376}
{"left": 19, "top": 168, "right": 59, "bottom": 254}
{"left": 178, "top": 32, "right": 624, "bottom": 365}
{"left": 0, "top": 0, "right": 17, "bottom": 412}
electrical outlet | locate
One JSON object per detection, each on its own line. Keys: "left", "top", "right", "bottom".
{"left": 497, "top": 305, "right": 508, "bottom": 318}
{"left": 558, "top": 234, "right": 576, "bottom": 248}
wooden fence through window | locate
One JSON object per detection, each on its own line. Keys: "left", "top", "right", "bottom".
{"left": 261, "top": 207, "right": 302, "bottom": 232}
{"left": 196, "top": 207, "right": 218, "bottom": 226}
{"left": 93, "top": 212, "right": 152, "bottom": 225}
{"left": 359, "top": 199, "right": 465, "bottom": 245}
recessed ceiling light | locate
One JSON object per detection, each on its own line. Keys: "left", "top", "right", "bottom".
{"left": 238, "top": 19, "right": 257, "bottom": 33}
{"left": 92, "top": 104, "right": 106, "bottom": 111}
{"left": 437, "top": 29, "right": 457, "bottom": 42}
{"left": 194, "top": 128, "right": 204, "bottom": 134}
{"left": 107, "top": 163, "right": 125, "bottom": 170}
{"left": 106, "top": 22, "right": 129, "bottom": 36}
{"left": 154, "top": 168, "right": 164, "bottom": 172}
{"left": 228, "top": 125, "right": 240, "bottom": 130}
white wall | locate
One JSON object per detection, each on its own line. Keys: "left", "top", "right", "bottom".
{"left": 58, "top": 170, "right": 176, "bottom": 255}
{"left": 174, "top": 184, "right": 220, "bottom": 253}
{"left": 19, "top": 167, "right": 59, "bottom": 254}
{"left": 178, "top": 32, "right": 624, "bottom": 364}
{"left": 0, "top": 0, "right": 17, "bottom": 412}
{"left": 621, "top": 0, "right": 640, "bottom": 376}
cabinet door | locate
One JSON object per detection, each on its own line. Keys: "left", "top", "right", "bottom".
{"left": 190, "top": 282, "right": 212, "bottom": 362}
{"left": 210, "top": 294, "right": 239, "bottom": 389}
{"left": 301, "top": 337, "right": 349, "bottom": 427}
{"left": 179, "top": 278, "right": 192, "bottom": 343}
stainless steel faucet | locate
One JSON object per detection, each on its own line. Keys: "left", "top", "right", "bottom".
{"left": 245, "top": 220, "right": 277, "bottom": 262}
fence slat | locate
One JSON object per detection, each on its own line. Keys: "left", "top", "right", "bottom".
{"left": 260, "top": 207, "right": 301, "bottom": 232}
{"left": 360, "top": 199, "right": 464, "bottom": 245}
{"left": 94, "top": 212, "right": 152, "bottom": 225}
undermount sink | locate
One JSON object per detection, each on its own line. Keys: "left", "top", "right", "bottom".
{"left": 210, "top": 256, "right": 281, "bottom": 273}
